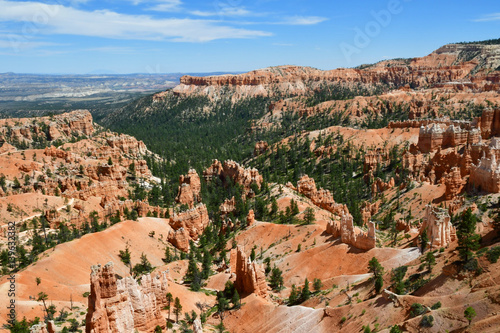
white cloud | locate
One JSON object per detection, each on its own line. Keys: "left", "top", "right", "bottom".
{"left": 279, "top": 16, "right": 328, "bottom": 25}
{"left": 190, "top": 7, "right": 252, "bottom": 17}
{"left": 0, "top": 0, "right": 271, "bottom": 42}
{"left": 146, "top": 0, "right": 183, "bottom": 12}
{"left": 474, "top": 13, "right": 500, "bottom": 22}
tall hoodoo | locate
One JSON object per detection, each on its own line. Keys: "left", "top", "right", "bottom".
{"left": 420, "top": 205, "right": 457, "bottom": 249}
{"left": 230, "top": 246, "right": 268, "bottom": 297}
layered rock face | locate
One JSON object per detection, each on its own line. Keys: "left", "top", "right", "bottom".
{"left": 326, "top": 213, "right": 376, "bottom": 251}
{"left": 168, "top": 204, "right": 209, "bottom": 252}
{"left": 230, "top": 246, "right": 268, "bottom": 297}
{"left": 420, "top": 205, "right": 456, "bottom": 249}
{"left": 175, "top": 169, "right": 202, "bottom": 208}
{"left": 297, "top": 175, "right": 348, "bottom": 216}
{"left": 444, "top": 167, "right": 465, "bottom": 200}
{"left": 417, "top": 123, "right": 481, "bottom": 153}
{"left": 168, "top": 44, "right": 500, "bottom": 104}
{"left": 477, "top": 108, "right": 500, "bottom": 139}
{"left": 203, "top": 159, "right": 263, "bottom": 193}
{"left": 469, "top": 154, "right": 500, "bottom": 193}
{"left": 86, "top": 262, "right": 169, "bottom": 333}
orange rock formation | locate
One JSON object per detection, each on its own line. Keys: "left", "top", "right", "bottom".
{"left": 296, "top": 175, "right": 348, "bottom": 216}
{"left": 176, "top": 168, "right": 202, "bottom": 208}
{"left": 420, "top": 205, "right": 456, "bottom": 249}
{"left": 326, "top": 213, "right": 376, "bottom": 251}
{"left": 230, "top": 246, "right": 268, "bottom": 297}
{"left": 86, "top": 262, "right": 169, "bottom": 333}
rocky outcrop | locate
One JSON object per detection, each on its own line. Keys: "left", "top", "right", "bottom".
{"left": 417, "top": 123, "right": 481, "bottom": 153}
{"left": 167, "top": 44, "right": 500, "bottom": 105}
{"left": 203, "top": 159, "right": 263, "bottom": 193}
{"left": 478, "top": 108, "right": 500, "bottom": 139}
{"left": 420, "top": 205, "right": 456, "bottom": 249}
{"left": 30, "top": 321, "right": 55, "bottom": 333}
{"left": 0, "top": 110, "right": 94, "bottom": 147}
{"left": 105, "top": 135, "right": 148, "bottom": 158}
{"left": 219, "top": 197, "right": 236, "bottom": 216}
{"left": 363, "top": 150, "right": 389, "bottom": 173}
{"left": 444, "top": 167, "right": 465, "bottom": 200}
{"left": 167, "top": 227, "right": 190, "bottom": 253}
{"left": 86, "top": 262, "right": 169, "bottom": 333}
{"left": 176, "top": 169, "right": 201, "bottom": 208}
{"left": 230, "top": 246, "right": 268, "bottom": 297}
{"left": 193, "top": 319, "right": 203, "bottom": 333}
{"left": 246, "top": 209, "right": 255, "bottom": 227}
{"left": 253, "top": 141, "right": 269, "bottom": 156}
{"left": 170, "top": 204, "right": 209, "bottom": 240}
{"left": 470, "top": 153, "right": 500, "bottom": 193}
{"left": 371, "top": 177, "right": 395, "bottom": 195}
{"left": 296, "top": 175, "right": 348, "bottom": 216}
{"left": 326, "top": 213, "right": 376, "bottom": 251}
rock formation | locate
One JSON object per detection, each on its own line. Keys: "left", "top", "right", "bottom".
{"left": 444, "top": 167, "right": 465, "bottom": 200}
{"left": 0, "top": 110, "right": 94, "bottom": 146}
{"left": 253, "top": 141, "right": 269, "bottom": 156}
{"left": 470, "top": 153, "right": 500, "bottom": 193}
{"left": 30, "top": 321, "right": 55, "bottom": 333}
{"left": 246, "top": 209, "right": 255, "bottom": 227}
{"left": 326, "top": 213, "right": 376, "bottom": 251}
{"left": 169, "top": 204, "right": 209, "bottom": 251}
{"left": 363, "top": 150, "right": 389, "bottom": 173}
{"left": 203, "top": 159, "right": 263, "bottom": 193}
{"left": 230, "top": 246, "right": 268, "bottom": 297}
{"left": 175, "top": 169, "right": 201, "bottom": 208}
{"left": 296, "top": 175, "right": 348, "bottom": 216}
{"left": 420, "top": 205, "right": 456, "bottom": 249}
{"left": 417, "top": 123, "right": 481, "bottom": 153}
{"left": 86, "top": 262, "right": 169, "bottom": 333}
{"left": 219, "top": 197, "right": 236, "bottom": 216}
{"left": 167, "top": 227, "right": 190, "bottom": 253}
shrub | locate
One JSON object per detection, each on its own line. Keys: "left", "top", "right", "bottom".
{"left": 340, "top": 317, "right": 346, "bottom": 324}
{"left": 410, "top": 303, "right": 425, "bottom": 317}
{"left": 431, "top": 301, "right": 441, "bottom": 310}
{"left": 420, "top": 315, "right": 434, "bottom": 327}
{"left": 486, "top": 247, "right": 500, "bottom": 263}
{"left": 389, "top": 325, "right": 402, "bottom": 333}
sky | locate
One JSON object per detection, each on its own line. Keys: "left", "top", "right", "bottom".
{"left": 0, "top": 0, "right": 498, "bottom": 74}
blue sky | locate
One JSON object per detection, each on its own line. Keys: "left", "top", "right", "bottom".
{"left": 0, "top": 0, "right": 498, "bottom": 74}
